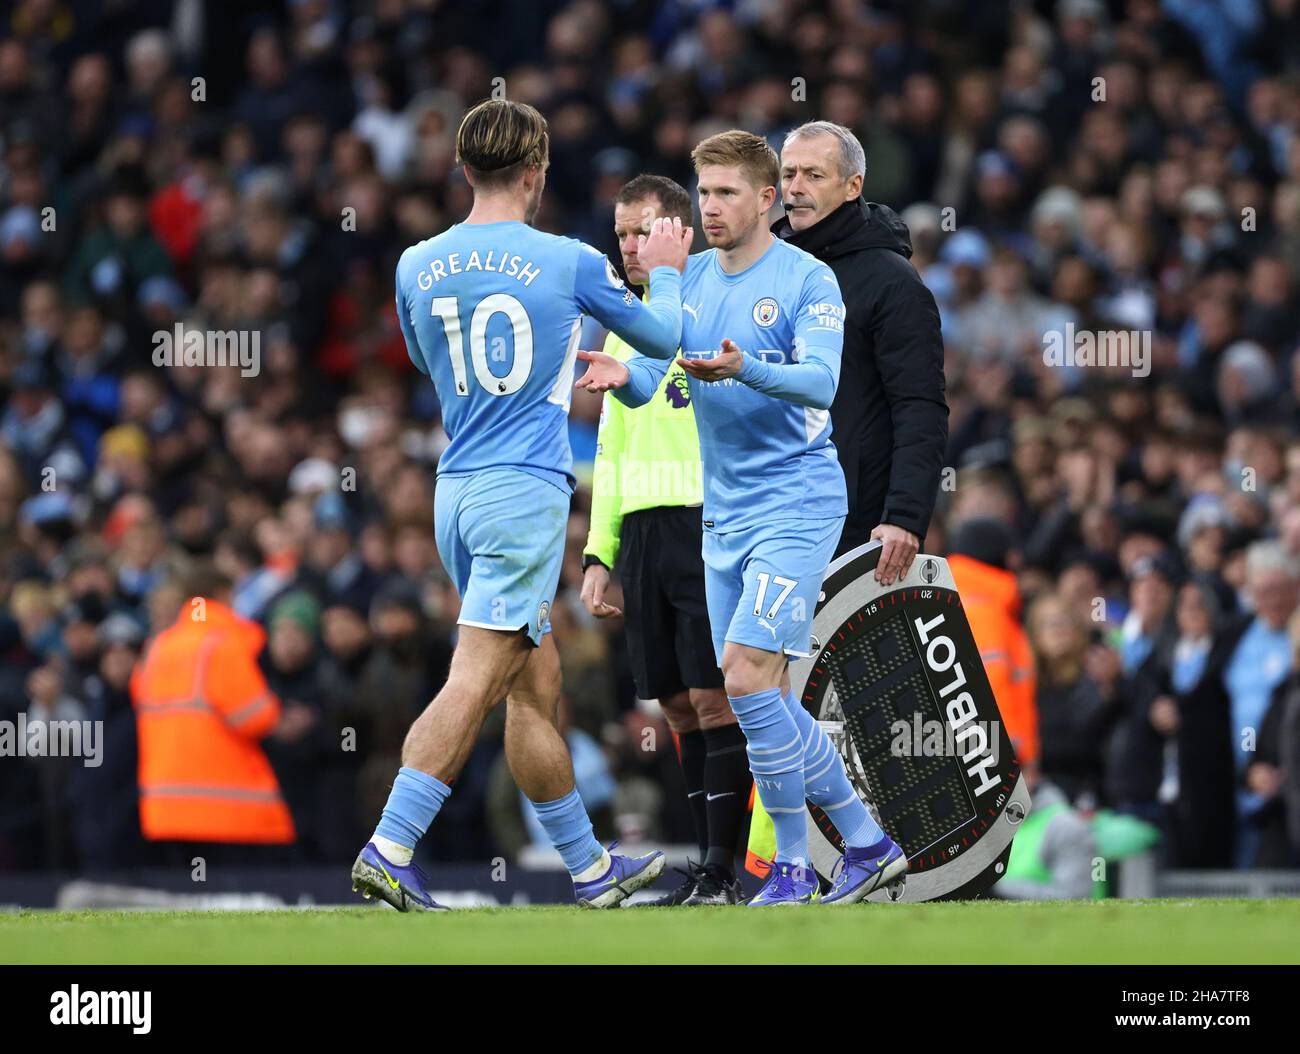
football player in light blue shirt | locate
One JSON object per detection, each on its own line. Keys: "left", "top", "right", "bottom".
{"left": 578, "top": 131, "right": 907, "bottom": 905}
{"left": 353, "top": 99, "right": 693, "bottom": 911}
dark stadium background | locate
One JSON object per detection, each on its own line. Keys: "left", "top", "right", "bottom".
{"left": 2, "top": 0, "right": 1300, "bottom": 905}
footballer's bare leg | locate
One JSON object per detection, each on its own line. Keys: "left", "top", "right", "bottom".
{"left": 503, "top": 634, "right": 571, "bottom": 802}
{"left": 403, "top": 625, "right": 532, "bottom": 780}
{"left": 505, "top": 633, "right": 666, "bottom": 907}
{"left": 353, "top": 625, "right": 532, "bottom": 911}
{"left": 721, "top": 640, "right": 787, "bottom": 697}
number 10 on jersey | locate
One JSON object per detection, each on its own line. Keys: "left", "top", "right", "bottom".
{"left": 431, "top": 294, "right": 534, "bottom": 396}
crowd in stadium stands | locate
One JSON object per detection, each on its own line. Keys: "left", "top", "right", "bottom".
{"left": 2, "top": 0, "right": 1300, "bottom": 876}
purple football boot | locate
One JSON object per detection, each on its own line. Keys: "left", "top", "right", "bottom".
{"left": 821, "top": 836, "right": 908, "bottom": 905}
{"left": 351, "top": 842, "right": 449, "bottom": 912}
{"left": 746, "top": 859, "right": 819, "bottom": 906}
{"left": 573, "top": 844, "right": 666, "bottom": 908}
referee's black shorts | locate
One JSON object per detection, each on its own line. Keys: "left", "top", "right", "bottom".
{"left": 616, "top": 505, "right": 724, "bottom": 700}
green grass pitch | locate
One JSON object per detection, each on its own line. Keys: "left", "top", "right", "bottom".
{"left": 3, "top": 899, "right": 1298, "bottom": 964}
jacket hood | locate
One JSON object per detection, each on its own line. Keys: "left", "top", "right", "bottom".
{"left": 772, "top": 198, "right": 912, "bottom": 261}
{"left": 947, "top": 553, "right": 1022, "bottom": 618}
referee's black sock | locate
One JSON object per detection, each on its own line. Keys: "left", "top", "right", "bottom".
{"left": 677, "top": 728, "right": 709, "bottom": 860}
{"left": 702, "top": 722, "right": 751, "bottom": 879}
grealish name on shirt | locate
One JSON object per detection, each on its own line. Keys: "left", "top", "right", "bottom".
{"left": 416, "top": 251, "right": 542, "bottom": 290}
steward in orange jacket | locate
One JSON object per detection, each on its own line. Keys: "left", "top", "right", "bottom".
{"left": 947, "top": 519, "right": 1040, "bottom": 769}
{"left": 131, "top": 577, "right": 295, "bottom": 845}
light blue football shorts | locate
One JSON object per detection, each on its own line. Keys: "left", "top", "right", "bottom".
{"left": 701, "top": 514, "right": 843, "bottom": 663}
{"left": 434, "top": 467, "right": 570, "bottom": 645}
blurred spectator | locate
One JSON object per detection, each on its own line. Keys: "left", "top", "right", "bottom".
{"left": 67, "top": 612, "right": 146, "bottom": 871}
{"left": 260, "top": 590, "right": 336, "bottom": 860}
{"left": 1027, "top": 591, "right": 1122, "bottom": 804}
{"left": 1223, "top": 542, "right": 1299, "bottom": 865}
{"left": 1249, "top": 604, "right": 1300, "bottom": 865}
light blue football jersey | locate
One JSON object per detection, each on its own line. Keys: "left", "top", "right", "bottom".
{"left": 396, "top": 220, "right": 682, "bottom": 491}
{"left": 617, "top": 237, "right": 848, "bottom": 529}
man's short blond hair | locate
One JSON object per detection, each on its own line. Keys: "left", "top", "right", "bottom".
{"left": 691, "top": 130, "right": 779, "bottom": 191}
{"left": 455, "top": 99, "right": 549, "bottom": 189}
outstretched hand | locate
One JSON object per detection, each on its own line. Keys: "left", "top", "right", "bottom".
{"left": 575, "top": 349, "right": 631, "bottom": 393}
{"left": 678, "top": 338, "right": 743, "bottom": 382}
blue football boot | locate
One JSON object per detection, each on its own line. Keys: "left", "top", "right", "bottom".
{"left": 573, "top": 844, "right": 666, "bottom": 908}
{"left": 821, "top": 836, "right": 908, "bottom": 905}
{"left": 746, "top": 859, "right": 819, "bottom": 906}
{"left": 351, "top": 842, "right": 449, "bottom": 912}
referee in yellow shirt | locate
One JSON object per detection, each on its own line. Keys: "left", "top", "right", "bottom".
{"left": 581, "top": 175, "right": 749, "bottom": 906}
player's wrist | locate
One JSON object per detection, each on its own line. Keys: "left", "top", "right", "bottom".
{"left": 581, "top": 554, "right": 609, "bottom": 572}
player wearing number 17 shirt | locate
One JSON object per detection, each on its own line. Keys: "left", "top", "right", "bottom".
{"left": 351, "top": 99, "right": 692, "bottom": 912}
{"left": 577, "top": 131, "right": 907, "bottom": 905}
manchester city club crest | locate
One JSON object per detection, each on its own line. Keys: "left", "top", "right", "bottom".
{"left": 752, "top": 297, "right": 779, "bottom": 327}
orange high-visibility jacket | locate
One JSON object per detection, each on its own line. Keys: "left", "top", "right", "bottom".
{"left": 947, "top": 554, "right": 1040, "bottom": 768}
{"left": 131, "top": 599, "right": 295, "bottom": 844}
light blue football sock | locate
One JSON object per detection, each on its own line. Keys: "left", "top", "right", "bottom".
{"left": 375, "top": 766, "right": 451, "bottom": 849}
{"left": 530, "top": 787, "right": 606, "bottom": 877}
{"left": 730, "top": 686, "right": 809, "bottom": 865}
{"left": 783, "top": 687, "right": 884, "bottom": 849}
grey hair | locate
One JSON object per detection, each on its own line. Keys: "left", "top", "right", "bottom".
{"left": 782, "top": 121, "right": 866, "bottom": 181}
{"left": 127, "top": 28, "right": 172, "bottom": 67}
{"left": 1246, "top": 539, "right": 1300, "bottom": 581}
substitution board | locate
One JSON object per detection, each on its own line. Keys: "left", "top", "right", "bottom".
{"left": 789, "top": 541, "right": 1031, "bottom": 901}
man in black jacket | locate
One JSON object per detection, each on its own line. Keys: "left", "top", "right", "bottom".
{"left": 773, "top": 121, "right": 948, "bottom": 582}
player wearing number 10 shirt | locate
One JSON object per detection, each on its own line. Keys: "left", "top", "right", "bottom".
{"left": 350, "top": 100, "right": 691, "bottom": 914}
{"left": 396, "top": 170, "right": 686, "bottom": 645}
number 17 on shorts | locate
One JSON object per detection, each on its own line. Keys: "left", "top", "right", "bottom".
{"left": 705, "top": 516, "right": 844, "bottom": 661}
